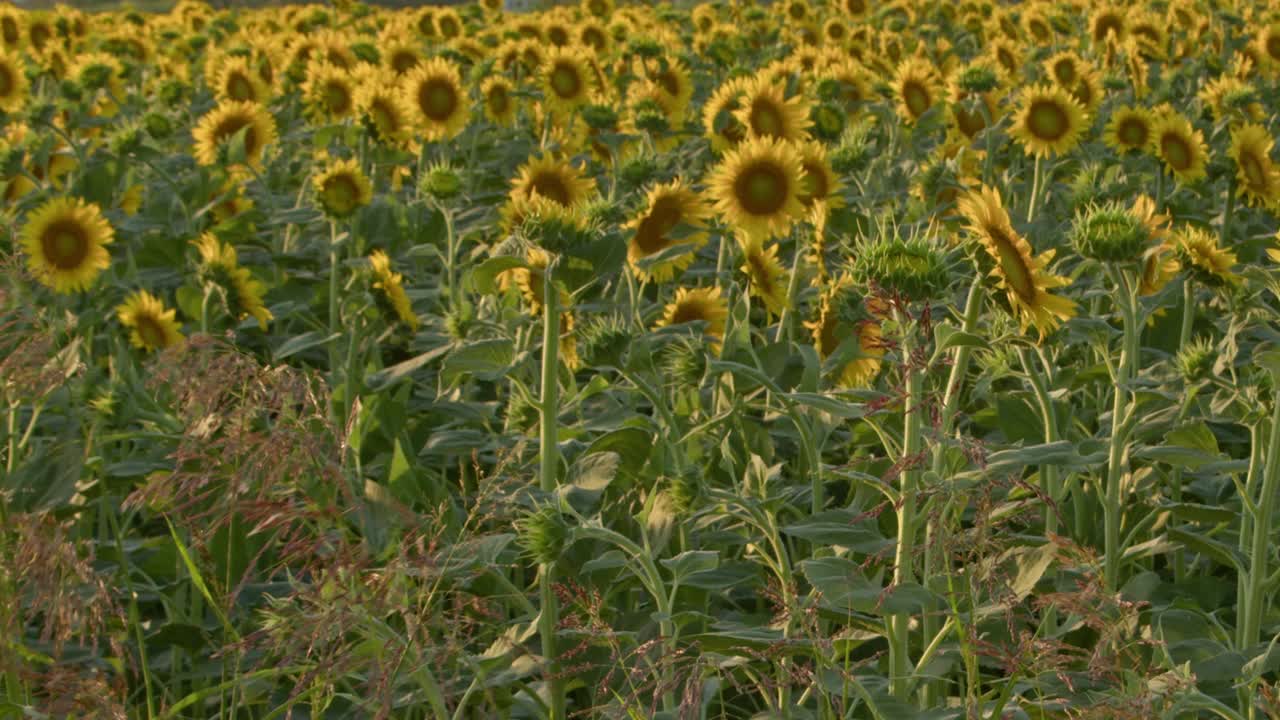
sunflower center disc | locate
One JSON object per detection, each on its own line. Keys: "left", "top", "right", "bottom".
{"left": 324, "top": 176, "right": 358, "bottom": 215}
{"left": 750, "top": 100, "right": 784, "bottom": 137}
{"left": 736, "top": 164, "right": 787, "bottom": 215}
{"left": 550, "top": 65, "right": 580, "bottom": 98}
{"left": 1161, "top": 134, "right": 1191, "bottom": 170}
{"left": 323, "top": 82, "right": 350, "bottom": 114}
{"left": 1241, "top": 152, "right": 1266, "bottom": 187}
{"left": 43, "top": 222, "right": 88, "bottom": 270}
{"left": 902, "top": 82, "right": 930, "bottom": 117}
{"left": 1119, "top": 118, "right": 1147, "bottom": 147}
{"left": 1053, "top": 61, "right": 1075, "bottom": 85}
{"left": 1027, "top": 101, "right": 1068, "bottom": 140}
{"left": 421, "top": 81, "right": 456, "bottom": 120}
{"left": 136, "top": 315, "right": 167, "bottom": 349}
{"left": 488, "top": 88, "right": 509, "bottom": 113}
{"left": 987, "top": 225, "right": 1036, "bottom": 301}
{"left": 228, "top": 74, "right": 253, "bottom": 102}
{"left": 530, "top": 173, "right": 570, "bottom": 205}
{"left": 634, "top": 198, "right": 683, "bottom": 255}
{"left": 800, "top": 161, "right": 828, "bottom": 203}
{"left": 393, "top": 51, "right": 417, "bottom": 74}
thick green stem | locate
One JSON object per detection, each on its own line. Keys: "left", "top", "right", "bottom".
{"left": 890, "top": 311, "right": 922, "bottom": 701}
{"left": 1104, "top": 270, "right": 1139, "bottom": 591}
{"left": 1242, "top": 398, "right": 1280, "bottom": 654}
{"left": 1221, "top": 175, "right": 1237, "bottom": 248}
{"left": 1172, "top": 278, "right": 1195, "bottom": 582}
{"left": 328, "top": 221, "right": 341, "bottom": 377}
{"left": 1026, "top": 154, "right": 1043, "bottom": 224}
{"left": 1019, "top": 348, "right": 1060, "bottom": 536}
{"left": 538, "top": 260, "right": 565, "bottom": 720}
{"left": 774, "top": 234, "right": 805, "bottom": 345}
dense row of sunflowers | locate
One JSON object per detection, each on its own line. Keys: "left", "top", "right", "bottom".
{"left": 6, "top": 0, "right": 1280, "bottom": 716}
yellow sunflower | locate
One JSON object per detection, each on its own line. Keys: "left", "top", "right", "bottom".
{"left": 626, "top": 178, "right": 710, "bottom": 282}
{"left": 1089, "top": 5, "right": 1126, "bottom": 45}
{"left": 302, "top": 63, "right": 356, "bottom": 122}
{"left": 1044, "top": 50, "right": 1084, "bottom": 87}
{"left": 117, "top": 290, "right": 183, "bottom": 351}
{"left": 193, "top": 233, "right": 272, "bottom": 329}
{"left": 355, "top": 83, "right": 414, "bottom": 148}
{"left": 313, "top": 157, "right": 372, "bottom": 219}
{"left": 706, "top": 135, "right": 806, "bottom": 243}
{"left": 191, "top": 100, "right": 278, "bottom": 170}
{"left": 957, "top": 185, "right": 1076, "bottom": 337}
{"left": 368, "top": 249, "right": 419, "bottom": 330}
{"left": 402, "top": 57, "right": 469, "bottom": 142}
{"left": 540, "top": 45, "right": 596, "bottom": 114}
{"left": 1133, "top": 195, "right": 1179, "bottom": 296}
{"left": 892, "top": 56, "right": 940, "bottom": 124}
{"left": 481, "top": 76, "right": 517, "bottom": 127}
{"left": 0, "top": 49, "right": 28, "bottom": 113}
{"left": 1103, "top": 105, "right": 1153, "bottom": 154}
{"left": 804, "top": 278, "right": 884, "bottom": 388}
{"left": 795, "top": 139, "right": 843, "bottom": 215}
{"left": 642, "top": 59, "right": 695, "bottom": 121}
{"left": 212, "top": 55, "right": 270, "bottom": 105}
{"left": 1150, "top": 112, "right": 1208, "bottom": 183}
{"left": 740, "top": 239, "right": 789, "bottom": 316}
{"left": 20, "top": 197, "right": 114, "bottom": 294}
{"left": 734, "top": 77, "right": 813, "bottom": 143}
{"left": 383, "top": 38, "right": 424, "bottom": 76}
{"left": 703, "top": 76, "right": 753, "bottom": 153}
{"left": 653, "top": 286, "right": 728, "bottom": 350}
{"left": 1009, "top": 84, "right": 1087, "bottom": 157}
{"left": 1175, "top": 227, "right": 1237, "bottom": 287}
{"left": 509, "top": 155, "right": 595, "bottom": 209}
{"left": 1229, "top": 123, "right": 1280, "bottom": 209}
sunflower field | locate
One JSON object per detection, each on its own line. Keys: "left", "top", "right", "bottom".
{"left": 9, "top": 0, "right": 1280, "bottom": 717}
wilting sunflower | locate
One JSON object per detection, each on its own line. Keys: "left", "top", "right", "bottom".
{"left": 703, "top": 76, "right": 752, "bottom": 153}
{"left": 707, "top": 135, "right": 805, "bottom": 243}
{"left": 1175, "top": 227, "right": 1237, "bottom": 287}
{"left": 510, "top": 155, "right": 595, "bottom": 209}
{"left": 1150, "top": 112, "right": 1208, "bottom": 183}
{"left": 192, "top": 100, "right": 278, "bottom": 170}
{"left": 402, "top": 57, "right": 469, "bottom": 141}
{"left": 0, "top": 49, "right": 27, "bottom": 113}
{"left": 653, "top": 285, "right": 728, "bottom": 350}
{"left": 212, "top": 56, "right": 270, "bottom": 105}
{"left": 627, "top": 178, "right": 710, "bottom": 282}
{"left": 734, "top": 77, "right": 812, "bottom": 143}
{"left": 313, "top": 157, "right": 372, "bottom": 219}
{"left": 116, "top": 290, "right": 183, "bottom": 352}
{"left": 804, "top": 277, "right": 884, "bottom": 388}
{"left": 368, "top": 249, "right": 419, "bottom": 330}
{"left": 1009, "top": 84, "right": 1086, "bottom": 157}
{"left": 20, "top": 197, "right": 114, "bottom": 294}
{"left": 481, "top": 76, "right": 517, "bottom": 126}
{"left": 1103, "top": 105, "right": 1154, "bottom": 154}
{"left": 193, "top": 233, "right": 272, "bottom": 329}
{"left": 740, "top": 240, "right": 789, "bottom": 316}
{"left": 355, "top": 83, "right": 413, "bottom": 148}
{"left": 957, "top": 185, "right": 1076, "bottom": 337}
{"left": 892, "top": 56, "right": 940, "bottom": 123}
{"left": 1229, "top": 123, "right": 1280, "bottom": 209}
{"left": 540, "top": 45, "right": 596, "bottom": 113}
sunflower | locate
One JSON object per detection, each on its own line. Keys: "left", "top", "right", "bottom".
{"left": 212, "top": 56, "right": 270, "bottom": 105}
{"left": 355, "top": 83, "right": 413, "bottom": 148}
{"left": 957, "top": 185, "right": 1076, "bottom": 337}
{"left": 540, "top": 45, "right": 595, "bottom": 114}
{"left": 892, "top": 56, "right": 940, "bottom": 123}
{"left": 313, "top": 157, "right": 372, "bottom": 219}
{"left": 706, "top": 135, "right": 805, "bottom": 243}
{"left": 703, "top": 76, "right": 752, "bottom": 153}
{"left": 626, "top": 178, "right": 710, "bottom": 282}
{"left": 402, "top": 57, "right": 469, "bottom": 141}
{"left": 1150, "top": 112, "right": 1208, "bottom": 183}
{"left": 653, "top": 285, "right": 728, "bottom": 350}
{"left": 193, "top": 233, "right": 272, "bottom": 329}
{"left": 643, "top": 59, "right": 695, "bottom": 121}
{"left": 480, "top": 76, "right": 517, "bottom": 127}
{"left": 383, "top": 38, "right": 424, "bottom": 76}
{"left": 0, "top": 49, "right": 27, "bottom": 113}
{"left": 116, "top": 290, "right": 183, "bottom": 352}
{"left": 1199, "top": 75, "right": 1262, "bottom": 124}
{"left": 1133, "top": 195, "right": 1179, "bottom": 295}
{"left": 302, "top": 63, "right": 355, "bottom": 121}
{"left": 1229, "top": 123, "right": 1280, "bottom": 209}
{"left": 1009, "top": 84, "right": 1086, "bottom": 157}
{"left": 20, "top": 197, "right": 114, "bottom": 294}
{"left": 1089, "top": 5, "right": 1126, "bottom": 45}
{"left": 804, "top": 277, "right": 884, "bottom": 388}
{"left": 740, "top": 240, "right": 789, "bottom": 316}
{"left": 1045, "top": 50, "right": 1084, "bottom": 87}
{"left": 191, "top": 100, "right": 278, "bottom": 170}
{"left": 510, "top": 155, "right": 595, "bottom": 209}
{"left": 1103, "top": 105, "right": 1153, "bottom": 154}
{"left": 795, "top": 139, "right": 843, "bottom": 215}
{"left": 1257, "top": 23, "right": 1280, "bottom": 68}
{"left": 368, "top": 249, "right": 419, "bottom": 330}
{"left": 1175, "top": 227, "right": 1237, "bottom": 287}
{"left": 734, "top": 77, "right": 812, "bottom": 143}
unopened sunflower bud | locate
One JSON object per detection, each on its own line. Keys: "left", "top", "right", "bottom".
{"left": 957, "top": 64, "right": 999, "bottom": 94}
{"left": 1070, "top": 204, "right": 1147, "bottom": 262}
{"left": 1175, "top": 337, "right": 1215, "bottom": 383}
{"left": 852, "top": 236, "right": 950, "bottom": 302}
{"left": 516, "top": 506, "right": 568, "bottom": 565}
{"left": 422, "top": 163, "right": 461, "bottom": 200}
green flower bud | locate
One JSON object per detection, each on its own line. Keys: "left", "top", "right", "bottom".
{"left": 811, "top": 101, "right": 846, "bottom": 142}
{"left": 1175, "top": 337, "right": 1215, "bottom": 383}
{"left": 580, "top": 103, "right": 619, "bottom": 131}
{"left": 422, "top": 163, "right": 462, "bottom": 200}
{"left": 851, "top": 235, "right": 950, "bottom": 302}
{"left": 1069, "top": 203, "right": 1148, "bottom": 262}
{"left": 579, "top": 315, "right": 631, "bottom": 368}
{"left": 662, "top": 336, "right": 708, "bottom": 388}
{"left": 957, "top": 64, "right": 999, "bottom": 94}
{"left": 516, "top": 506, "right": 568, "bottom": 565}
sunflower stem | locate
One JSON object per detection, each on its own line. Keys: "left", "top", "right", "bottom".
{"left": 538, "top": 257, "right": 565, "bottom": 720}
{"left": 1221, "top": 175, "right": 1237, "bottom": 248}
{"left": 328, "top": 221, "right": 341, "bottom": 378}
{"left": 889, "top": 309, "right": 922, "bottom": 702}
{"left": 1103, "top": 268, "right": 1139, "bottom": 591}
{"left": 774, "top": 232, "right": 805, "bottom": 345}
{"left": 1240, "top": 390, "right": 1280, "bottom": 704}
{"left": 1026, "top": 154, "right": 1043, "bottom": 225}
{"left": 1172, "top": 278, "right": 1195, "bottom": 582}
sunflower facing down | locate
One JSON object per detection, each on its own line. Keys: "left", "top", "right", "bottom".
{"left": 626, "top": 178, "right": 710, "bottom": 282}
{"left": 1229, "top": 123, "right": 1280, "bottom": 209}
{"left": 1129, "top": 195, "right": 1179, "bottom": 295}
{"left": 192, "top": 100, "right": 278, "bottom": 170}
{"left": 510, "top": 155, "right": 595, "bottom": 209}
{"left": 957, "top": 185, "right": 1076, "bottom": 337}
{"left": 804, "top": 275, "right": 884, "bottom": 388}
{"left": 707, "top": 135, "right": 806, "bottom": 243}
{"left": 1009, "top": 84, "right": 1087, "bottom": 157}
{"left": 368, "top": 249, "right": 419, "bottom": 330}
{"left": 21, "top": 196, "right": 114, "bottom": 293}
{"left": 117, "top": 290, "right": 183, "bottom": 351}
{"left": 193, "top": 233, "right": 272, "bottom": 329}
{"left": 653, "top": 285, "right": 729, "bottom": 350}
{"left": 1151, "top": 112, "right": 1208, "bottom": 184}
{"left": 313, "top": 157, "right": 372, "bottom": 219}
{"left": 1103, "top": 105, "right": 1154, "bottom": 154}
{"left": 1175, "top": 227, "right": 1237, "bottom": 288}
{"left": 402, "top": 57, "right": 469, "bottom": 142}
{"left": 740, "top": 239, "right": 789, "bottom": 316}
